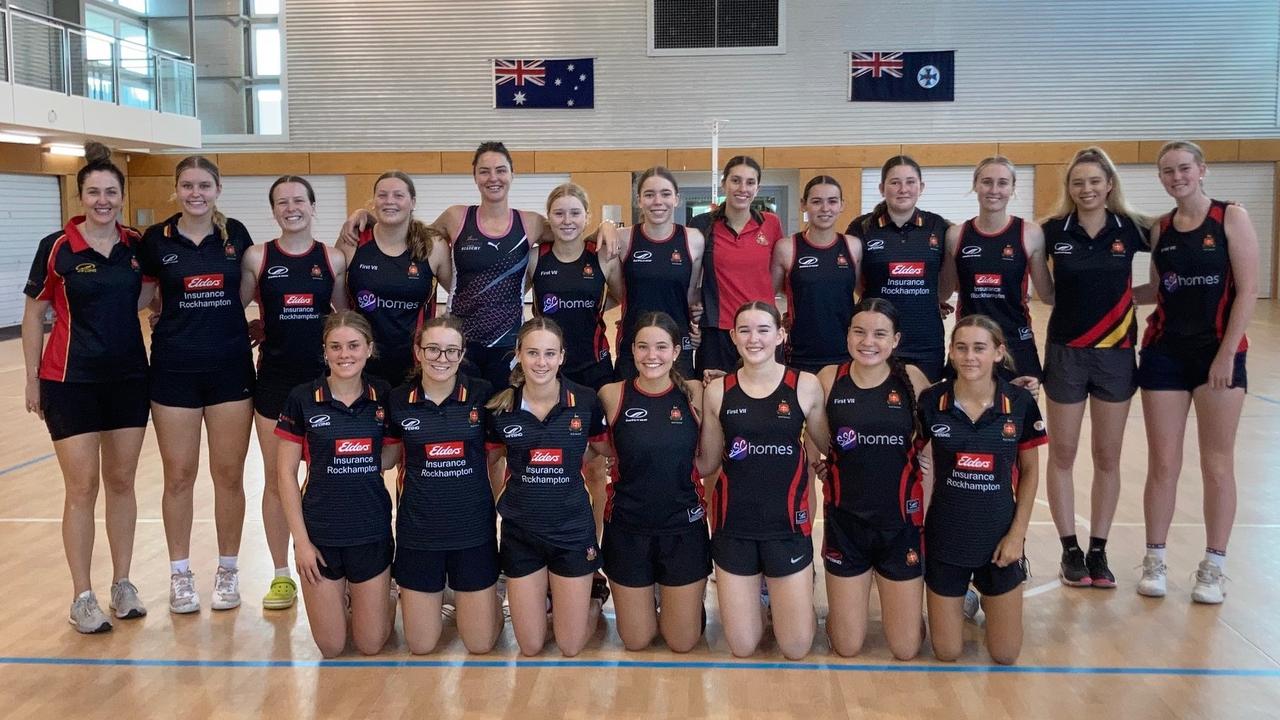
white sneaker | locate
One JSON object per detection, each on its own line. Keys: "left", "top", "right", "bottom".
{"left": 169, "top": 570, "right": 200, "bottom": 614}
{"left": 1137, "top": 555, "right": 1167, "bottom": 598}
{"left": 1191, "top": 561, "right": 1227, "bottom": 604}
{"left": 109, "top": 579, "right": 147, "bottom": 619}
{"left": 441, "top": 603, "right": 458, "bottom": 625}
{"left": 212, "top": 566, "right": 241, "bottom": 610}
{"left": 69, "top": 592, "right": 112, "bottom": 634}
{"left": 962, "top": 588, "right": 984, "bottom": 625}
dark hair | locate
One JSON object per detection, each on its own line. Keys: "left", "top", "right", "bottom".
{"left": 268, "top": 175, "right": 316, "bottom": 206}
{"left": 848, "top": 298, "right": 921, "bottom": 440}
{"left": 77, "top": 142, "right": 125, "bottom": 196}
{"left": 802, "top": 175, "right": 842, "bottom": 202}
{"left": 863, "top": 155, "right": 924, "bottom": 233}
{"left": 950, "top": 314, "right": 1016, "bottom": 375}
{"left": 372, "top": 171, "right": 445, "bottom": 263}
{"left": 721, "top": 155, "right": 762, "bottom": 183}
{"left": 472, "top": 141, "right": 514, "bottom": 171}
{"left": 409, "top": 316, "right": 468, "bottom": 383}
{"left": 486, "top": 317, "right": 565, "bottom": 412}
{"left": 174, "top": 155, "right": 228, "bottom": 240}
{"left": 630, "top": 311, "right": 695, "bottom": 405}
{"left": 636, "top": 166, "right": 679, "bottom": 195}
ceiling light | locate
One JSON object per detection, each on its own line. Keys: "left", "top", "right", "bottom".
{"left": 0, "top": 132, "right": 42, "bottom": 145}
{"left": 45, "top": 143, "right": 86, "bottom": 157}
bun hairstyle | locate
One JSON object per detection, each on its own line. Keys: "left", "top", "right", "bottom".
{"left": 630, "top": 311, "right": 696, "bottom": 405}
{"left": 950, "top": 314, "right": 1016, "bottom": 376}
{"left": 849, "top": 298, "right": 921, "bottom": 440}
{"left": 76, "top": 141, "right": 126, "bottom": 196}
{"left": 173, "top": 155, "right": 229, "bottom": 240}
{"left": 485, "top": 317, "right": 565, "bottom": 413}
{"left": 371, "top": 171, "right": 446, "bottom": 263}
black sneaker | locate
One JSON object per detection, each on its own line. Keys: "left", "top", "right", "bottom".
{"left": 1059, "top": 547, "right": 1092, "bottom": 587}
{"left": 1086, "top": 550, "right": 1116, "bottom": 589}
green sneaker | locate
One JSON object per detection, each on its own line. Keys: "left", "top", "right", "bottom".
{"left": 262, "top": 576, "right": 298, "bottom": 610}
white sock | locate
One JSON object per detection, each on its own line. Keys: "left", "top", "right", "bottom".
{"left": 274, "top": 566, "right": 292, "bottom": 579}
{"left": 218, "top": 555, "right": 238, "bottom": 570}
{"left": 77, "top": 589, "right": 94, "bottom": 601}
{"left": 1204, "top": 549, "right": 1227, "bottom": 571}
{"left": 1145, "top": 545, "right": 1166, "bottom": 562}
{"left": 171, "top": 558, "right": 190, "bottom": 575}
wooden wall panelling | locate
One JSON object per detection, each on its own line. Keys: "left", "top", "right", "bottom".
{"left": 568, "top": 172, "right": 634, "bottom": 231}
{"left": 998, "top": 141, "right": 1141, "bottom": 165}
{"left": 1240, "top": 139, "right": 1280, "bottom": 162}
{"left": 310, "top": 152, "right": 441, "bottom": 175}
{"left": 216, "top": 153, "right": 311, "bottom": 176}
{"left": 1033, "top": 165, "right": 1065, "bottom": 221}
{"left": 345, "top": 174, "right": 381, "bottom": 216}
{"left": 899, "top": 143, "right": 998, "bottom": 167}
{"left": 666, "top": 147, "right": 765, "bottom": 171}
{"left": 764, "top": 145, "right": 899, "bottom": 169}
{"left": 1137, "top": 139, "right": 1240, "bottom": 163}
{"left": 797, "top": 167, "right": 863, "bottom": 233}
{"left": 439, "top": 150, "right": 536, "bottom": 174}
{"left": 535, "top": 149, "right": 667, "bottom": 173}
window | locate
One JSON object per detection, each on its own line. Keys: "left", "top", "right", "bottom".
{"left": 649, "top": 0, "right": 784, "bottom": 56}
{"left": 251, "top": 0, "right": 280, "bottom": 15}
{"left": 252, "top": 26, "right": 280, "bottom": 76}
{"left": 254, "top": 87, "right": 282, "bottom": 134}
{"left": 197, "top": 1, "right": 285, "bottom": 138}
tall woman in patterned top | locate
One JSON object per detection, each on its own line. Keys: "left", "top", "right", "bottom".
{"left": 1136, "top": 141, "right": 1258, "bottom": 604}
{"left": 239, "top": 176, "right": 349, "bottom": 611}
{"left": 1039, "top": 148, "right": 1151, "bottom": 590}
{"left": 138, "top": 155, "right": 255, "bottom": 616}
{"left": 343, "top": 171, "right": 451, "bottom": 386}
{"left": 698, "top": 301, "right": 829, "bottom": 660}
{"left": 23, "top": 143, "right": 151, "bottom": 632}
{"left": 276, "top": 311, "right": 401, "bottom": 657}
{"left": 917, "top": 316, "right": 1047, "bottom": 665}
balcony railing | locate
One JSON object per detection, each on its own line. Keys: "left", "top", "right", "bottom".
{"left": 3, "top": 6, "right": 196, "bottom": 117}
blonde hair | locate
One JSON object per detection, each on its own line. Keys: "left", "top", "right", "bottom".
{"left": 485, "top": 317, "right": 565, "bottom": 413}
{"left": 546, "top": 183, "right": 590, "bottom": 215}
{"left": 972, "top": 155, "right": 1017, "bottom": 189}
{"left": 1046, "top": 146, "right": 1151, "bottom": 227}
{"left": 372, "top": 171, "right": 445, "bottom": 263}
{"left": 950, "top": 314, "right": 1016, "bottom": 376}
{"left": 322, "top": 310, "right": 377, "bottom": 354}
{"left": 1157, "top": 140, "right": 1205, "bottom": 167}
{"left": 174, "top": 155, "right": 229, "bottom": 240}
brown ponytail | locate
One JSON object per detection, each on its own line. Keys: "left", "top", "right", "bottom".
{"left": 486, "top": 317, "right": 566, "bottom": 413}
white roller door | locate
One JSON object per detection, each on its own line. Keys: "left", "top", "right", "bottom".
{"left": 214, "top": 176, "right": 349, "bottom": 246}
{"left": 861, "top": 167, "right": 1037, "bottom": 226}
{"left": 0, "top": 173, "right": 64, "bottom": 327}
{"left": 1115, "top": 164, "right": 1273, "bottom": 298}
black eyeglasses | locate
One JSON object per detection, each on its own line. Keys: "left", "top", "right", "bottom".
{"left": 418, "top": 345, "right": 463, "bottom": 362}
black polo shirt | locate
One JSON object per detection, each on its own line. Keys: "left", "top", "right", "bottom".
{"left": 917, "top": 379, "right": 1047, "bottom": 567}
{"left": 25, "top": 217, "right": 147, "bottom": 383}
{"left": 1044, "top": 211, "right": 1148, "bottom": 348}
{"left": 485, "top": 379, "right": 607, "bottom": 548}
{"left": 138, "top": 213, "right": 253, "bottom": 372}
{"left": 386, "top": 374, "right": 495, "bottom": 551}
{"left": 275, "top": 377, "right": 398, "bottom": 547}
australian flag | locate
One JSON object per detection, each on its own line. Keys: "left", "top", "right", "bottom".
{"left": 849, "top": 51, "right": 954, "bottom": 102}
{"left": 494, "top": 58, "right": 594, "bottom": 109}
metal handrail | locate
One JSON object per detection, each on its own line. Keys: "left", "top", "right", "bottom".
{"left": 3, "top": 5, "right": 196, "bottom": 117}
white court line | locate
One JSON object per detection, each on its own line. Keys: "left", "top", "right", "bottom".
{"left": 1034, "top": 497, "right": 1090, "bottom": 532}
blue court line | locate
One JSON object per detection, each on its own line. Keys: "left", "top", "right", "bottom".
{"left": 1251, "top": 394, "right": 1280, "bottom": 406}
{"left": 0, "top": 453, "right": 54, "bottom": 476}
{"left": 1, "top": 655, "right": 1278, "bottom": 677}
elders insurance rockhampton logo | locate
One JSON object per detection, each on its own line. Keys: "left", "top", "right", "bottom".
{"left": 184, "top": 274, "right": 224, "bottom": 292}
{"left": 335, "top": 438, "right": 373, "bottom": 456}
{"left": 529, "top": 448, "right": 563, "bottom": 466}
{"left": 889, "top": 262, "right": 924, "bottom": 278}
{"left": 425, "top": 441, "right": 464, "bottom": 459}
{"left": 955, "top": 452, "right": 994, "bottom": 472}
{"left": 283, "top": 293, "right": 314, "bottom": 307}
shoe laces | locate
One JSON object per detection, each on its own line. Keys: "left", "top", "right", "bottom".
{"left": 113, "top": 579, "right": 139, "bottom": 597}
{"left": 1194, "top": 563, "right": 1228, "bottom": 585}
{"left": 172, "top": 571, "right": 196, "bottom": 596}
{"left": 73, "top": 593, "right": 99, "bottom": 614}
{"left": 1138, "top": 557, "right": 1167, "bottom": 577}
{"left": 214, "top": 567, "right": 239, "bottom": 593}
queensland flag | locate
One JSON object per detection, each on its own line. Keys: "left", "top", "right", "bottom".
{"left": 494, "top": 58, "right": 594, "bottom": 109}
{"left": 849, "top": 51, "right": 954, "bottom": 102}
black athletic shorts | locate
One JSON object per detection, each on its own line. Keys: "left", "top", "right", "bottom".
{"left": 1137, "top": 345, "right": 1247, "bottom": 393}
{"left": 150, "top": 360, "right": 254, "bottom": 409}
{"left": 40, "top": 377, "right": 150, "bottom": 442}
{"left": 393, "top": 538, "right": 500, "bottom": 593}
{"left": 253, "top": 368, "right": 315, "bottom": 420}
{"left": 898, "top": 351, "right": 945, "bottom": 385}
{"left": 565, "top": 358, "right": 615, "bottom": 392}
{"left": 711, "top": 532, "right": 813, "bottom": 578}
{"left": 693, "top": 327, "right": 739, "bottom": 377}
{"left": 1043, "top": 343, "right": 1136, "bottom": 404}
{"left": 822, "top": 509, "right": 922, "bottom": 581}
{"left": 925, "top": 556, "right": 1026, "bottom": 598}
{"left": 500, "top": 520, "right": 601, "bottom": 579}
{"left": 365, "top": 355, "right": 415, "bottom": 388}
{"left": 462, "top": 343, "right": 516, "bottom": 393}
{"left": 788, "top": 356, "right": 846, "bottom": 375}
{"left": 602, "top": 521, "right": 712, "bottom": 588}
{"left": 314, "top": 537, "right": 394, "bottom": 584}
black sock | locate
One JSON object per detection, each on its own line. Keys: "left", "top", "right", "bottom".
{"left": 1060, "top": 535, "right": 1080, "bottom": 552}
{"left": 1088, "top": 537, "right": 1107, "bottom": 553}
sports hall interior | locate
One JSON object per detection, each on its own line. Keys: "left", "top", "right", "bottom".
{"left": 1, "top": 1, "right": 1279, "bottom": 718}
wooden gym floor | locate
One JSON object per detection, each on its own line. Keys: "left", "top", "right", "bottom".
{"left": 0, "top": 302, "right": 1278, "bottom": 719}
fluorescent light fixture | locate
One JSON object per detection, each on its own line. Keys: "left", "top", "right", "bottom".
{"left": 46, "top": 143, "right": 86, "bottom": 157}
{"left": 0, "top": 132, "right": 42, "bottom": 145}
